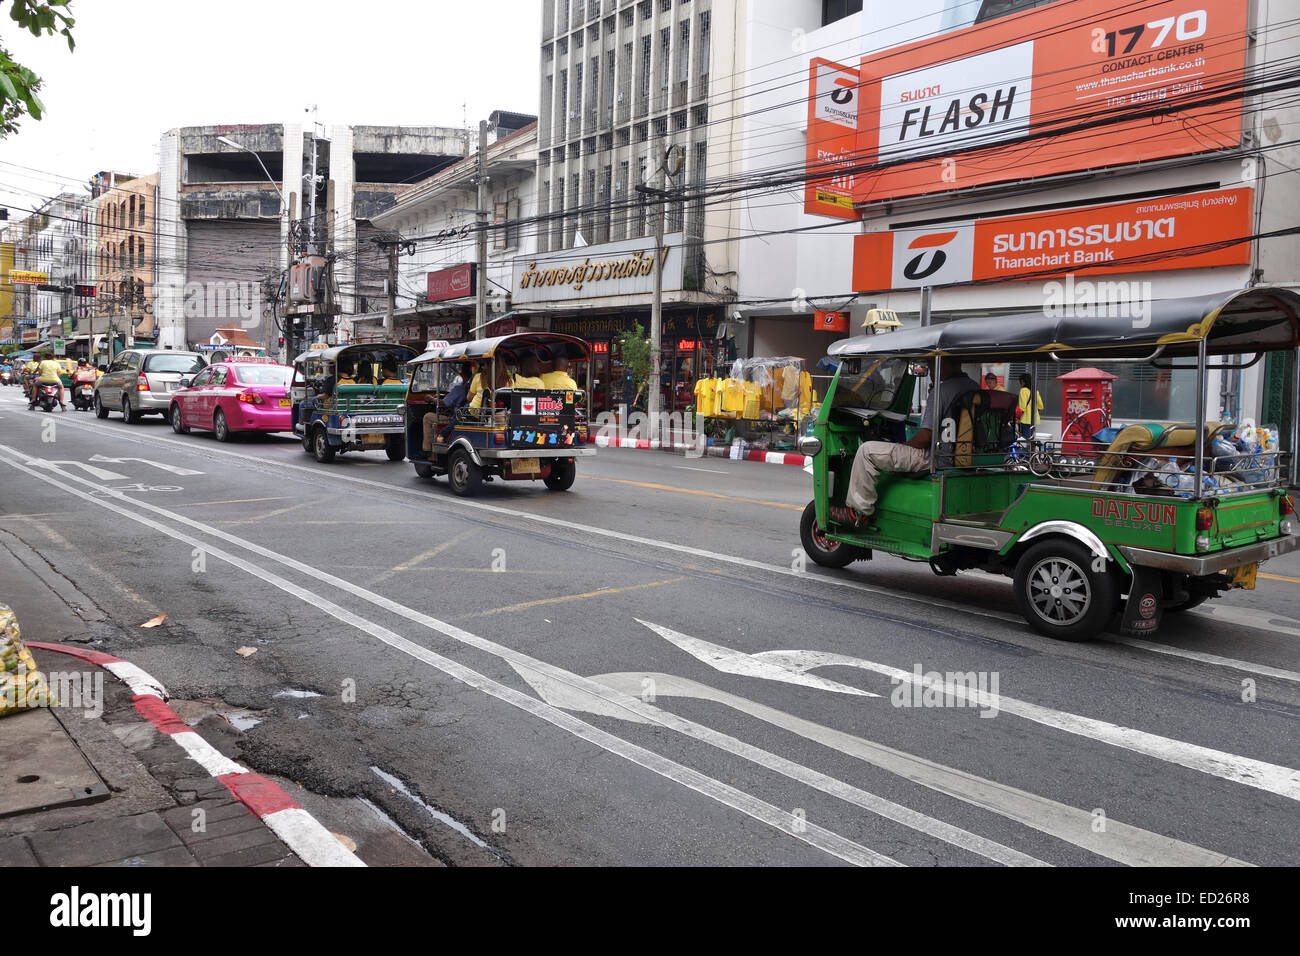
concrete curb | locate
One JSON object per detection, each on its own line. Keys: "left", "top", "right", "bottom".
{"left": 593, "top": 434, "right": 811, "bottom": 468}
{"left": 26, "top": 640, "right": 364, "bottom": 868}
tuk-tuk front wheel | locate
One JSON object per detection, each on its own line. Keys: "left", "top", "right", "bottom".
{"left": 312, "top": 428, "right": 336, "bottom": 463}
{"left": 543, "top": 459, "right": 576, "bottom": 491}
{"left": 413, "top": 462, "right": 434, "bottom": 480}
{"left": 447, "top": 449, "right": 482, "bottom": 497}
{"left": 1013, "top": 539, "right": 1118, "bottom": 641}
{"left": 800, "top": 502, "right": 861, "bottom": 569}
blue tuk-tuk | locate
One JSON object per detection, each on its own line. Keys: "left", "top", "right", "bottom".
{"left": 290, "top": 342, "right": 417, "bottom": 463}
{"left": 404, "top": 332, "right": 596, "bottom": 495}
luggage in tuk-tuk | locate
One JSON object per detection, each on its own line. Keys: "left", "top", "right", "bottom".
{"left": 798, "top": 287, "right": 1300, "bottom": 642}
{"left": 290, "top": 343, "right": 416, "bottom": 463}
{"left": 403, "top": 332, "right": 596, "bottom": 496}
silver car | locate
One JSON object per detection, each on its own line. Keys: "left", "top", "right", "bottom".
{"left": 94, "top": 349, "right": 208, "bottom": 423}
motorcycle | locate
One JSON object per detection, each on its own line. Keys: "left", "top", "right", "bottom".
{"left": 0, "top": 368, "right": 12, "bottom": 387}
{"left": 71, "top": 381, "right": 96, "bottom": 411}
{"left": 33, "top": 383, "right": 60, "bottom": 413}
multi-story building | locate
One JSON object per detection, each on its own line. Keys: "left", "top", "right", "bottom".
{"left": 24, "top": 192, "right": 92, "bottom": 354}
{"left": 155, "top": 123, "right": 467, "bottom": 356}
{"left": 367, "top": 113, "right": 539, "bottom": 351}
{"left": 737, "top": 0, "right": 1300, "bottom": 426}
{"left": 88, "top": 171, "right": 159, "bottom": 359}
{"left": 532, "top": 0, "right": 749, "bottom": 412}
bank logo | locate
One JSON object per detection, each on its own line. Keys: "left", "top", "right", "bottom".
{"left": 814, "top": 63, "right": 859, "bottom": 129}
{"left": 891, "top": 224, "right": 975, "bottom": 287}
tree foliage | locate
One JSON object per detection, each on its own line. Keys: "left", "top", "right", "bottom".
{"left": 1, "top": 1, "right": 75, "bottom": 138}
{"left": 617, "top": 322, "right": 653, "bottom": 410}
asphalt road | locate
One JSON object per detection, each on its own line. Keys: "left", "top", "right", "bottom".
{"left": 2, "top": 385, "right": 1299, "bottom": 867}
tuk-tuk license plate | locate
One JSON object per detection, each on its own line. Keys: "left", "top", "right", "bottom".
{"left": 513, "top": 458, "right": 540, "bottom": 476}
{"left": 278, "top": 398, "right": 291, "bottom": 407}
{"left": 1227, "top": 563, "right": 1258, "bottom": 589}
{"left": 362, "top": 434, "right": 386, "bottom": 446}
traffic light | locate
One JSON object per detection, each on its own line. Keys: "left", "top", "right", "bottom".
{"left": 74, "top": 284, "right": 96, "bottom": 297}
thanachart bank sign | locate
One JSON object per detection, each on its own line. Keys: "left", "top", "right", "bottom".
{"left": 513, "top": 234, "right": 684, "bottom": 305}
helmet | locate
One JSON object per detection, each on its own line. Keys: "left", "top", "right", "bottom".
{"left": 77, "top": 358, "right": 88, "bottom": 366}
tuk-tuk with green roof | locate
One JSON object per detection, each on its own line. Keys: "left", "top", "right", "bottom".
{"left": 797, "top": 287, "right": 1300, "bottom": 641}
{"left": 290, "top": 342, "right": 416, "bottom": 463}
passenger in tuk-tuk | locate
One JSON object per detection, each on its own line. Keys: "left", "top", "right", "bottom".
{"left": 379, "top": 362, "right": 405, "bottom": 386}
{"left": 469, "top": 363, "right": 511, "bottom": 411}
{"left": 542, "top": 355, "right": 578, "bottom": 390}
{"left": 512, "top": 351, "right": 546, "bottom": 389}
{"left": 337, "top": 362, "right": 357, "bottom": 386}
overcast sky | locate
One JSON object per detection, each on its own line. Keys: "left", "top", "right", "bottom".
{"left": 0, "top": 0, "right": 542, "bottom": 214}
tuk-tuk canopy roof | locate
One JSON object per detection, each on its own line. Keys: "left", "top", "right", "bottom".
{"left": 292, "top": 342, "right": 417, "bottom": 366}
{"left": 827, "top": 287, "right": 1300, "bottom": 361}
{"left": 409, "top": 331, "right": 592, "bottom": 365}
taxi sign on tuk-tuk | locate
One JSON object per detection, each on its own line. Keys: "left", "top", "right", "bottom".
{"left": 799, "top": 287, "right": 1300, "bottom": 643}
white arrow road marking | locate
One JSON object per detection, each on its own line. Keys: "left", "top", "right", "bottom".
{"left": 635, "top": 620, "right": 875, "bottom": 697}
{"left": 591, "top": 671, "right": 1248, "bottom": 867}
{"left": 640, "top": 622, "right": 1300, "bottom": 803}
{"left": 0, "top": 448, "right": 894, "bottom": 867}
{"left": 88, "top": 454, "right": 204, "bottom": 476}
{"left": 25, "top": 459, "right": 128, "bottom": 480}
{"left": 511, "top": 661, "right": 1044, "bottom": 866}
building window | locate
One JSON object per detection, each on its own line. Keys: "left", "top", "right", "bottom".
{"left": 660, "top": 27, "right": 671, "bottom": 90}
{"left": 679, "top": 20, "right": 690, "bottom": 84}
{"left": 640, "top": 35, "right": 652, "bottom": 100}
{"left": 821, "top": 0, "right": 863, "bottom": 26}
{"left": 699, "top": 10, "right": 710, "bottom": 77}
{"left": 138, "top": 196, "right": 146, "bottom": 223}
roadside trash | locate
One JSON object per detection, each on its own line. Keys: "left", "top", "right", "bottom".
{"left": 139, "top": 613, "right": 167, "bottom": 628}
{"left": 1, "top": 604, "right": 55, "bottom": 716}
{"left": 235, "top": 646, "right": 258, "bottom": 658}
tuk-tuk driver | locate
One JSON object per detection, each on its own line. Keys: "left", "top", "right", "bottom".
{"left": 422, "top": 363, "right": 474, "bottom": 451}
{"left": 836, "top": 357, "right": 978, "bottom": 530}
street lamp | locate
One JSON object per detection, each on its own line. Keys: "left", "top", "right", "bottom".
{"left": 216, "top": 136, "right": 286, "bottom": 356}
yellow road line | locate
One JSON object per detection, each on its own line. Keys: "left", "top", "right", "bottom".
{"left": 460, "top": 576, "right": 686, "bottom": 619}
{"left": 584, "top": 475, "right": 802, "bottom": 511}
{"left": 222, "top": 501, "right": 312, "bottom": 525}
{"left": 1260, "top": 572, "right": 1300, "bottom": 584}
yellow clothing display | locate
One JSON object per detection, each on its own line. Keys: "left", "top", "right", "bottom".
{"left": 720, "top": 379, "right": 746, "bottom": 414}
{"left": 541, "top": 371, "right": 578, "bottom": 390}
{"left": 741, "top": 381, "right": 762, "bottom": 420}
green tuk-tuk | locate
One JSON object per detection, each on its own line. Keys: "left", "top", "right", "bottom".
{"left": 290, "top": 343, "right": 417, "bottom": 463}
{"left": 798, "top": 287, "right": 1300, "bottom": 641}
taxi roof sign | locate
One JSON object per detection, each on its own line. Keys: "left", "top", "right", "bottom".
{"left": 862, "top": 308, "right": 902, "bottom": 333}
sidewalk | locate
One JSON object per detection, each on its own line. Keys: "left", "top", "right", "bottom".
{"left": 593, "top": 433, "right": 812, "bottom": 468}
{"left": 0, "top": 536, "right": 356, "bottom": 867}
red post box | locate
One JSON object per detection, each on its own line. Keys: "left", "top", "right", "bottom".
{"left": 1057, "top": 367, "right": 1116, "bottom": 454}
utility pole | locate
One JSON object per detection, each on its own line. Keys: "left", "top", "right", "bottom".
{"left": 475, "top": 119, "right": 489, "bottom": 340}
{"left": 384, "top": 237, "right": 398, "bottom": 343}
{"left": 283, "top": 192, "right": 298, "bottom": 360}
{"left": 634, "top": 144, "right": 681, "bottom": 436}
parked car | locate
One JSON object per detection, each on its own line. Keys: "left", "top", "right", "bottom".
{"left": 94, "top": 349, "right": 207, "bottom": 423}
{"left": 169, "top": 358, "right": 294, "bottom": 441}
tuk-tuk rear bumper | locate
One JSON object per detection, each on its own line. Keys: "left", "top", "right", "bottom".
{"left": 1117, "top": 534, "right": 1299, "bottom": 575}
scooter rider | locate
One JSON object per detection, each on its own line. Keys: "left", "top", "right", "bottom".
{"left": 72, "top": 358, "right": 97, "bottom": 408}
{"left": 30, "top": 356, "right": 67, "bottom": 411}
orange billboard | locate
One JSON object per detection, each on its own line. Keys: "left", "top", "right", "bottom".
{"left": 852, "top": 0, "right": 1249, "bottom": 203}
{"left": 852, "top": 186, "right": 1253, "bottom": 292}
{"left": 805, "top": 58, "right": 861, "bottom": 220}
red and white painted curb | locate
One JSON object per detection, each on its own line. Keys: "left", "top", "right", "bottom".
{"left": 28, "top": 641, "right": 363, "bottom": 868}
{"left": 593, "top": 433, "right": 811, "bottom": 468}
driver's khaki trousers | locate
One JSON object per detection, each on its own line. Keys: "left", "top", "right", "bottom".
{"left": 845, "top": 442, "right": 930, "bottom": 516}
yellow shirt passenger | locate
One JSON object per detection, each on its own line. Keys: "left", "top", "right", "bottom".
{"left": 541, "top": 371, "right": 578, "bottom": 390}
{"left": 512, "top": 374, "right": 546, "bottom": 389}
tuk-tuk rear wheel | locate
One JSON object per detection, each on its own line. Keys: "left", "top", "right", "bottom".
{"left": 543, "top": 459, "right": 576, "bottom": 491}
{"left": 385, "top": 434, "right": 405, "bottom": 461}
{"left": 800, "top": 502, "right": 861, "bottom": 568}
{"left": 413, "top": 462, "right": 434, "bottom": 479}
{"left": 1013, "top": 539, "right": 1118, "bottom": 641}
{"left": 447, "top": 449, "right": 481, "bottom": 497}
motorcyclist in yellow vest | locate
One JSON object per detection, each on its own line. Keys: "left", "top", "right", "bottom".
{"left": 31, "top": 357, "right": 66, "bottom": 411}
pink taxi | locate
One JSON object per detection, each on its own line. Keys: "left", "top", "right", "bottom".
{"left": 168, "top": 358, "right": 294, "bottom": 441}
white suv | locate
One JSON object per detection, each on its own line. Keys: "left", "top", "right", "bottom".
{"left": 95, "top": 349, "right": 208, "bottom": 423}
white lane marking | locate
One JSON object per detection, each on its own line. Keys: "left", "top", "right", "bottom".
{"left": 0, "top": 452, "right": 893, "bottom": 867}
{"left": 26, "top": 459, "right": 127, "bottom": 480}
{"left": 260, "top": 808, "right": 366, "bottom": 867}
{"left": 644, "top": 623, "right": 1300, "bottom": 803}
{"left": 510, "top": 661, "right": 1041, "bottom": 866}
{"left": 1105, "top": 637, "right": 1300, "bottom": 684}
{"left": 592, "top": 672, "right": 1249, "bottom": 868}
{"left": 88, "top": 454, "right": 204, "bottom": 476}
{"left": 671, "top": 466, "right": 730, "bottom": 474}
{"left": 635, "top": 620, "right": 875, "bottom": 697}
